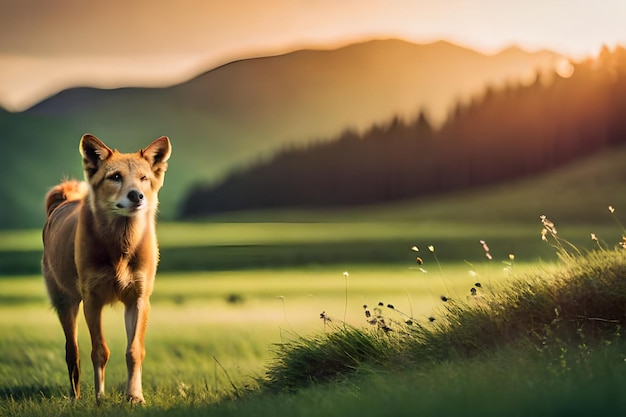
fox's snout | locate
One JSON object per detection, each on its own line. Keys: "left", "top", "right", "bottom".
{"left": 127, "top": 190, "right": 144, "bottom": 204}
{"left": 115, "top": 189, "right": 147, "bottom": 213}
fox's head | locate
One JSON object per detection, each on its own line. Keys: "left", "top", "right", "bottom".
{"left": 80, "top": 134, "right": 172, "bottom": 217}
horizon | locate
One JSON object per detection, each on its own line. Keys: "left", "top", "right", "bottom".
{"left": 1, "top": 0, "right": 626, "bottom": 112}
{"left": 0, "top": 37, "right": 572, "bottom": 113}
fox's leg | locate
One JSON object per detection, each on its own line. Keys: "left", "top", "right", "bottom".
{"left": 123, "top": 296, "right": 150, "bottom": 404}
{"left": 44, "top": 275, "right": 82, "bottom": 399}
{"left": 60, "top": 301, "right": 82, "bottom": 400}
{"left": 83, "top": 296, "right": 109, "bottom": 403}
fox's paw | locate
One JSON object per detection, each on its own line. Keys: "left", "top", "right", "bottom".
{"left": 127, "top": 394, "right": 145, "bottom": 405}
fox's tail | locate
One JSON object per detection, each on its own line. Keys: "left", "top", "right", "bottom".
{"left": 45, "top": 180, "right": 88, "bottom": 217}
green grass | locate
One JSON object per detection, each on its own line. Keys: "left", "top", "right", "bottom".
{"left": 267, "top": 246, "right": 626, "bottom": 374}
{"left": 213, "top": 342, "right": 626, "bottom": 417}
{"left": 0, "top": 262, "right": 542, "bottom": 416}
{"left": 2, "top": 217, "right": 620, "bottom": 275}
{"left": 3, "top": 148, "right": 626, "bottom": 415}
{"left": 2, "top": 248, "right": 626, "bottom": 416}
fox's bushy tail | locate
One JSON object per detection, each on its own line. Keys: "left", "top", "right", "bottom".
{"left": 45, "top": 180, "right": 88, "bottom": 217}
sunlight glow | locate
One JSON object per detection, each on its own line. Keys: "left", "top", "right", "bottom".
{"left": 555, "top": 59, "right": 575, "bottom": 78}
{"left": 1, "top": 0, "right": 626, "bottom": 110}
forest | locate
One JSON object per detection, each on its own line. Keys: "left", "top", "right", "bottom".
{"left": 180, "top": 46, "right": 626, "bottom": 218}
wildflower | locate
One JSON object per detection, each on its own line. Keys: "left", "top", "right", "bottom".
{"left": 540, "top": 215, "right": 557, "bottom": 234}
{"left": 428, "top": 245, "right": 435, "bottom": 252}
{"left": 405, "top": 319, "right": 413, "bottom": 325}
{"left": 468, "top": 270, "right": 477, "bottom": 277}
{"left": 419, "top": 268, "right": 428, "bottom": 274}
{"left": 320, "top": 311, "right": 331, "bottom": 322}
{"left": 416, "top": 257, "right": 423, "bottom": 265}
{"left": 378, "top": 301, "right": 384, "bottom": 306}
{"left": 591, "top": 233, "right": 598, "bottom": 241}
{"left": 470, "top": 287, "right": 477, "bottom": 296}
{"left": 508, "top": 253, "right": 515, "bottom": 261}
{"left": 365, "top": 310, "right": 371, "bottom": 318}
{"left": 541, "top": 228, "right": 548, "bottom": 241}
{"left": 343, "top": 271, "right": 349, "bottom": 277}
{"left": 387, "top": 304, "right": 395, "bottom": 310}
{"left": 480, "top": 239, "right": 492, "bottom": 260}
{"left": 474, "top": 282, "right": 482, "bottom": 288}
{"left": 428, "top": 316, "right": 436, "bottom": 322}
{"left": 609, "top": 205, "right": 615, "bottom": 214}
{"left": 440, "top": 295, "right": 449, "bottom": 302}
{"left": 411, "top": 246, "right": 419, "bottom": 252}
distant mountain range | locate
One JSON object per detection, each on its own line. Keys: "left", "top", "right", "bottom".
{"left": 179, "top": 44, "right": 626, "bottom": 218}
{"left": 0, "top": 39, "right": 564, "bottom": 229}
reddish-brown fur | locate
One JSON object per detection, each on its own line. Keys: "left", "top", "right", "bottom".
{"left": 42, "top": 134, "right": 171, "bottom": 404}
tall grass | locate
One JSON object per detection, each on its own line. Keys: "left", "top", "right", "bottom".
{"left": 3, "top": 213, "right": 626, "bottom": 415}
{"left": 263, "top": 228, "right": 626, "bottom": 392}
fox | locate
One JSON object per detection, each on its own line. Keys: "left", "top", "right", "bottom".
{"left": 42, "top": 134, "right": 172, "bottom": 404}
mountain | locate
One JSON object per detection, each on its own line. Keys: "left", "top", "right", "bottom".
{"left": 179, "top": 45, "right": 626, "bottom": 217}
{"left": 1, "top": 39, "right": 564, "bottom": 229}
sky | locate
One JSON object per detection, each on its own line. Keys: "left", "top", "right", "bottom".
{"left": 1, "top": 0, "right": 626, "bottom": 111}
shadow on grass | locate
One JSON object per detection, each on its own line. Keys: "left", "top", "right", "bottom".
{"left": 0, "top": 236, "right": 558, "bottom": 275}
{"left": 0, "top": 384, "right": 64, "bottom": 401}
{"left": 0, "top": 295, "right": 46, "bottom": 306}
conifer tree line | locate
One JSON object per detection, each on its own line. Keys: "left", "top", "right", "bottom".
{"left": 180, "top": 46, "right": 626, "bottom": 218}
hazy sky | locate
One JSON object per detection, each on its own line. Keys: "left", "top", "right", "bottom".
{"left": 1, "top": 0, "right": 626, "bottom": 111}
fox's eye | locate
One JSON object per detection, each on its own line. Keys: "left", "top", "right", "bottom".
{"left": 140, "top": 175, "right": 148, "bottom": 182}
{"left": 108, "top": 173, "right": 122, "bottom": 182}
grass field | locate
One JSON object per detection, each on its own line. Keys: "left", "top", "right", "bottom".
{"left": 0, "top": 217, "right": 619, "bottom": 276}
{"left": 0, "top": 263, "right": 530, "bottom": 416}
{"left": 2, "top": 257, "right": 625, "bottom": 416}
{"left": 3, "top": 149, "right": 626, "bottom": 415}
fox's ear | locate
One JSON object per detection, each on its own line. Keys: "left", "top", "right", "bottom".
{"left": 80, "top": 134, "right": 113, "bottom": 178}
{"left": 142, "top": 136, "right": 171, "bottom": 176}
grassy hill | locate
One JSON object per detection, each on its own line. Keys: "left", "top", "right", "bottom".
{"left": 0, "top": 39, "right": 561, "bottom": 229}
{"left": 195, "top": 141, "right": 626, "bottom": 227}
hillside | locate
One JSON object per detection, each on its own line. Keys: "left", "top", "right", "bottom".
{"left": 191, "top": 142, "right": 626, "bottom": 227}
{"left": 180, "top": 45, "right": 626, "bottom": 218}
{"left": 0, "top": 39, "right": 562, "bottom": 229}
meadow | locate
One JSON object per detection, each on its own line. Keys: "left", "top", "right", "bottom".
{"left": 0, "top": 262, "right": 531, "bottom": 415}
{"left": 1, "top": 219, "right": 624, "bottom": 416}
{"left": 2, "top": 151, "right": 626, "bottom": 416}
